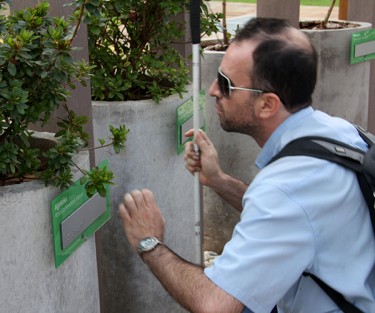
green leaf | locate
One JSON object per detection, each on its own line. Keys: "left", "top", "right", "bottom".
{"left": 7, "top": 62, "right": 16, "bottom": 76}
{"left": 97, "top": 184, "right": 106, "bottom": 197}
{"left": 80, "top": 175, "right": 88, "bottom": 185}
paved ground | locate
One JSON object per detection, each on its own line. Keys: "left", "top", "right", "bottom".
{"left": 204, "top": 2, "right": 339, "bottom": 40}
{"left": 207, "top": 2, "right": 338, "bottom": 20}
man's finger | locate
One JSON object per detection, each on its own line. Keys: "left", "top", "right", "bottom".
{"left": 119, "top": 203, "right": 130, "bottom": 221}
{"left": 184, "top": 141, "right": 199, "bottom": 160}
{"left": 184, "top": 129, "right": 194, "bottom": 138}
{"left": 129, "top": 189, "right": 147, "bottom": 210}
{"left": 196, "top": 129, "right": 213, "bottom": 148}
{"left": 123, "top": 192, "right": 138, "bottom": 215}
{"left": 142, "top": 189, "right": 156, "bottom": 209}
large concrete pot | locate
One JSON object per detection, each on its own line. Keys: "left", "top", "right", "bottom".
{"left": 302, "top": 20, "right": 372, "bottom": 127}
{"left": 92, "top": 90, "right": 196, "bottom": 313}
{"left": 0, "top": 133, "right": 100, "bottom": 313}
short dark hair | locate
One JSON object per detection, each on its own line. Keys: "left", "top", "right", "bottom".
{"left": 252, "top": 39, "right": 317, "bottom": 112}
{"left": 234, "top": 18, "right": 318, "bottom": 112}
{"left": 234, "top": 18, "right": 291, "bottom": 42}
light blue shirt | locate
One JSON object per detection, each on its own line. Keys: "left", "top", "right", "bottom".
{"left": 204, "top": 107, "right": 375, "bottom": 313}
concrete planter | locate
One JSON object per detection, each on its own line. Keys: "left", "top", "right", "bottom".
{"left": 0, "top": 133, "right": 100, "bottom": 313}
{"left": 92, "top": 90, "right": 196, "bottom": 313}
{"left": 302, "top": 20, "right": 372, "bottom": 127}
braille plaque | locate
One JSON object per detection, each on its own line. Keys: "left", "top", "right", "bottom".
{"left": 351, "top": 29, "right": 375, "bottom": 64}
{"left": 61, "top": 193, "right": 106, "bottom": 249}
{"left": 51, "top": 160, "right": 111, "bottom": 268}
{"left": 176, "top": 90, "right": 206, "bottom": 155}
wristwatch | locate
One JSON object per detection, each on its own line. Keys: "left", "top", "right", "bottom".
{"left": 136, "top": 236, "right": 163, "bottom": 255}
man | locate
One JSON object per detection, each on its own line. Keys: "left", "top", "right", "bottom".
{"left": 119, "top": 18, "right": 375, "bottom": 312}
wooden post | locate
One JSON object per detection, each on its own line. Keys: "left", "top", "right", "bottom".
{"left": 257, "top": 0, "right": 300, "bottom": 28}
{"left": 339, "top": 0, "right": 348, "bottom": 20}
{"left": 347, "top": 0, "right": 375, "bottom": 132}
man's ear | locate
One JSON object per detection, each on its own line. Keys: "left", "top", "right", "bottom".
{"left": 256, "top": 93, "right": 283, "bottom": 119}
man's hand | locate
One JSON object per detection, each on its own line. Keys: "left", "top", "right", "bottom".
{"left": 184, "top": 129, "right": 224, "bottom": 188}
{"left": 184, "top": 129, "right": 247, "bottom": 212}
{"left": 119, "top": 189, "right": 165, "bottom": 253}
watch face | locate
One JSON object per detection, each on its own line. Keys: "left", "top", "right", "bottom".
{"left": 137, "top": 237, "right": 159, "bottom": 254}
{"left": 141, "top": 238, "right": 156, "bottom": 250}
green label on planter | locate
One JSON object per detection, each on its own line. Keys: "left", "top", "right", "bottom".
{"left": 51, "top": 160, "right": 111, "bottom": 268}
{"left": 176, "top": 90, "right": 206, "bottom": 155}
{"left": 351, "top": 29, "right": 375, "bottom": 64}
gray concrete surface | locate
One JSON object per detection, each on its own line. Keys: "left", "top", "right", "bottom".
{"left": 303, "top": 21, "right": 371, "bottom": 127}
{"left": 0, "top": 135, "right": 100, "bottom": 313}
{"left": 92, "top": 91, "right": 196, "bottom": 313}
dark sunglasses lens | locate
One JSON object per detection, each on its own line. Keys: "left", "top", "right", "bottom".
{"left": 218, "top": 71, "right": 230, "bottom": 97}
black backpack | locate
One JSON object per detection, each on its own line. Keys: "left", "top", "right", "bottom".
{"left": 269, "top": 125, "right": 375, "bottom": 313}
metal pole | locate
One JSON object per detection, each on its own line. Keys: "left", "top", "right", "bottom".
{"left": 190, "top": 0, "right": 202, "bottom": 264}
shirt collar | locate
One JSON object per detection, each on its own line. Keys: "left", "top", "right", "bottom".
{"left": 255, "top": 106, "right": 314, "bottom": 169}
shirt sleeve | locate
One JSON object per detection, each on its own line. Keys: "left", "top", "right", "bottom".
{"left": 204, "top": 182, "right": 315, "bottom": 313}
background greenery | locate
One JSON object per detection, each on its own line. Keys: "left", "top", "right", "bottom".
{"left": 226, "top": 0, "right": 338, "bottom": 5}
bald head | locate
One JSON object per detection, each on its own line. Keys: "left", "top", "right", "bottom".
{"left": 234, "top": 17, "right": 312, "bottom": 50}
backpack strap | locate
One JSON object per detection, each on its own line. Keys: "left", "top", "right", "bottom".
{"left": 270, "top": 137, "right": 375, "bottom": 232}
{"left": 270, "top": 136, "right": 365, "bottom": 171}
{"left": 303, "top": 273, "right": 364, "bottom": 313}
{"left": 269, "top": 137, "right": 371, "bottom": 313}
{"left": 355, "top": 125, "right": 375, "bottom": 147}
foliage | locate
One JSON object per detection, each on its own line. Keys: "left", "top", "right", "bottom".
{"left": 72, "top": 0, "right": 222, "bottom": 102}
{"left": 0, "top": 1, "right": 128, "bottom": 196}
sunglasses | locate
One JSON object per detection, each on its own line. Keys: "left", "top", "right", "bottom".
{"left": 217, "top": 67, "right": 266, "bottom": 98}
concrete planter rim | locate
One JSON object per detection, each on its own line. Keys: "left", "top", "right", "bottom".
{"left": 91, "top": 88, "right": 192, "bottom": 107}
{"left": 0, "top": 131, "right": 89, "bottom": 195}
{"left": 300, "top": 20, "right": 371, "bottom": 33}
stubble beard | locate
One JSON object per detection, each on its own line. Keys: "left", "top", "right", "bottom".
{"left": 219, "top": 105, "right": 261, "bottom": 139}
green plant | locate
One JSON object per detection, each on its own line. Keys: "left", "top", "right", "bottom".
{"left": 0, "top": 1, "right": 128, "bottom": 196}
{"left": 75, "top": 0, "right": 222, "bottom": 102}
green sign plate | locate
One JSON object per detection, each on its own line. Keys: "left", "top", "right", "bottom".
{"left": 351, "top": 28, "right": 375, "bottom": 64}
{"left": 176, "top": 90, "right": 206, "bottom": 155}
{"left": 51, "top": 160, "right": 111, "bottom": 268}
